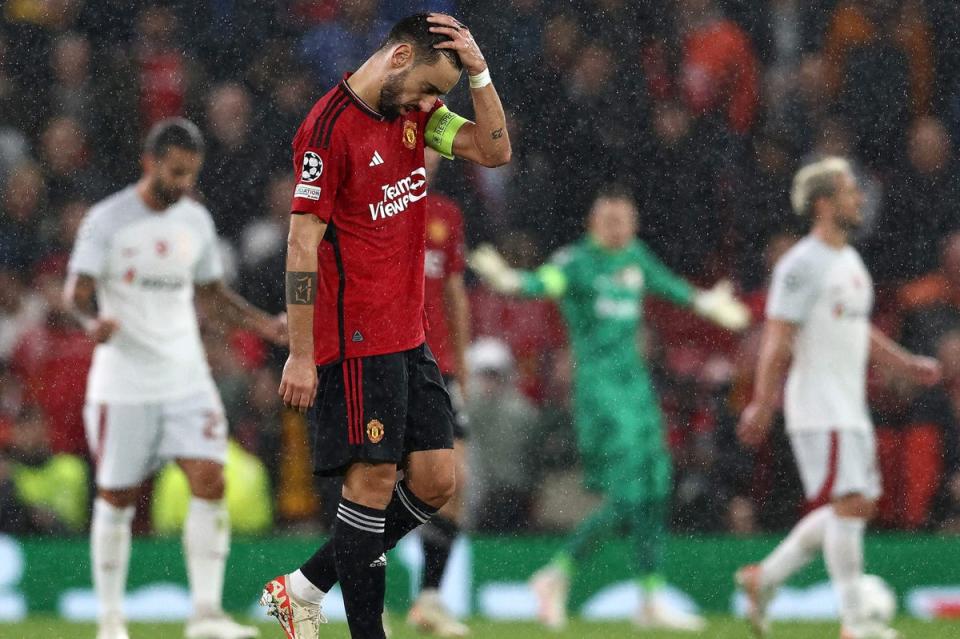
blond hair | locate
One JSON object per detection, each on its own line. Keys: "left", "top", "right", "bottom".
{"left": 790, "top": 156, "right": 853, "bottom": 217}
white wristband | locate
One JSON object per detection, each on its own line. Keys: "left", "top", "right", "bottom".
{"left": 469, "top": 68, "right": 491, "bottom": 89}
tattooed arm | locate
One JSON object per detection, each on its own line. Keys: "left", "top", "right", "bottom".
{"left": 428, "top": 13, "right": 511, "bottom": 167}
{"left": 278, "top": 213, "right": 327, "bottom": 412}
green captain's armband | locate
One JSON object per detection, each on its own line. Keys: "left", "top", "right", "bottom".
{"left": 520, "top": 264, "right": 568, "bottom": 299}
{"left": 425, "top": 105, "right": 468, "bottom": 159}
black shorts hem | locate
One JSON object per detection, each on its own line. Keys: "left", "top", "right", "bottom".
{"left": 405, "top": 441, "right": 455, "bottom": 455}
{"left": 310, "top": 344, "right": 456, "bottom": 477}
{"left": 313, "top": 454, "right": 403, "bottom": 478}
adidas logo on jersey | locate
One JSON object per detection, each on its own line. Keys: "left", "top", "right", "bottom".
{"left": 369, "top": 554, "right": 387, "bottom": 568}
{"left": 369, "top": 151, "right": 384, "bottom": 167}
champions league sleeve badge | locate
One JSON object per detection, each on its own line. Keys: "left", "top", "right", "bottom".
{"left": 301, "top": 151, "right": 323, "bottom": 182}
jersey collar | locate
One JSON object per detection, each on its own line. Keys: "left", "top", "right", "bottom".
{"left": 340, "top": 73, "right": 386, "bottom": 122}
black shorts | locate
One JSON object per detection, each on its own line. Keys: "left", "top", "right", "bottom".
{"left": 310, "top": 343, "right": 455, "bottom": 476}
{"left": 442, "top": 374, "right": 469, "bottom": 440}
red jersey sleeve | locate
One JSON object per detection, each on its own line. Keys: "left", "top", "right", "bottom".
{"left": 446, "top": 206, "right": 466, "bottom": 275}
{"left": 289, "top": 129, "right": 344, "bottom": 223}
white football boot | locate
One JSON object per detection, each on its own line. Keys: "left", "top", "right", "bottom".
{"left": 407, "top": 589, "right": 470, "bottom": 637}
{"left": 634, "top": 592, "right": 707, "bottom": 633}
{"left": 260, "top": 574, "right": 326, "bottom": 639}
{"left": 529, "top": 566, "right": 570, "bottom": 631}
{"left": 736, "top": 564, "right": 773, "bottom": 638}
{"left": 96, "top": 612, "right": 130, "bottom": 639}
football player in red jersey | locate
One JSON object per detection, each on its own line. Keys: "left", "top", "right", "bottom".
{"left": 406, "top": 148, "right": 471, "bottom": 636}
{"left": 261, "top": 13, "right": 510, "bottom": 639}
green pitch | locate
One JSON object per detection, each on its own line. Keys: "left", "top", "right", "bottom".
{"left": 1, "top": 617, "right": 957, "bottom": 639}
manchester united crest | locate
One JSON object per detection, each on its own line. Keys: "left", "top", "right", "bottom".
{"left": 366, "top": 419, "right": 385, "bottom": 444}
{"left": 403, "top": 120, "right": 417, "bottom": 150}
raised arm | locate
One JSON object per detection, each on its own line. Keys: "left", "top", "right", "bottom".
{"left": 636, "top": 242, "right": 750, "bottom": 330}
{"left": 468, "top": 244, "right": 567, "bottom": 300}
{"left": 428, "top": 14, "right": 511, "bottom": 167}
{"left": 869, "top": 326, "right": 942, "bottom": 386}
{"left": 278, "top": 213, "right": 327, "bottom": 413}
{"left": 738, "top": 319, "right": 797, "bottom": 447}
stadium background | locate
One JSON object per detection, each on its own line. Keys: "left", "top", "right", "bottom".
{"left": 1, "top": 0, "right": 960, "bottom": 629}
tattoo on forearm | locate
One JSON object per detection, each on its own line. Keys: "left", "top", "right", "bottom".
{"left": 491, "top": 127, "right": 504, "bottom": 139}
{"left": 286, "top": 271, "right": 317, "bottom": 305}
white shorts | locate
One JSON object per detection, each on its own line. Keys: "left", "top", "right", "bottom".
{"left": 84, "top": 390, "right": 228, "bottom": 489}
{"left": 789, "top": 429, "right": 882, "bottom": 503}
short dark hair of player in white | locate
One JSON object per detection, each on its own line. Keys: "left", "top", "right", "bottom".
{"left": 144, "top": 117, "right": 205, "bottom": 158}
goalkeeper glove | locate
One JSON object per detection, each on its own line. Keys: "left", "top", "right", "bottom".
{"left": 468, "top": 244, "right": 522, "bottom": 294}
{"left": 693, "top": 279, "right": 751, "bottom": 331}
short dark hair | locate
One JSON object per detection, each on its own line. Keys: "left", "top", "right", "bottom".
{"left": 383, "top": 13, "right": 463, "bottom": 70}
{"left": 144, "top": 117, "right": 205, "bottom": 157}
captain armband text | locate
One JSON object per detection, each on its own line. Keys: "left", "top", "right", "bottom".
{"left": 286, "top": 272, "right": 317, "bottom": 305}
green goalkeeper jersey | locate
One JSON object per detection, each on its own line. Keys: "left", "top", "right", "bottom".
{"left": 519, "top": 237, "right": 694, "bottom": 381}
{"left": 518, "top": 236, "right": 692, "bottom": 496}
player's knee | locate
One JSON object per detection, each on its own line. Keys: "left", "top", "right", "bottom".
{"left": 192, "top": 474, "right": 225, "bottom": 500}
{"left": 410, "top": 463, "right": 456, "bottom": 508}
{"left": 832, "top": 493, "right": 875, "bottom": 519}
{"left": 343, "top": 462, "right": 397, "bottom": 508}
{"left": 98, "top": 488, "right": 138, "bottom": 508}
{"left": 183, "top": 464, "right": 226, "bottom": 500}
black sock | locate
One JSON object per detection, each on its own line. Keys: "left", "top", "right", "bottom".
{"left": 299, "top": 535, "right": 338, "bottom": 592}
{"left": 421, "top": 514, "right": 459, "bottom": 591}
{"left": 299, "top": 480, "right": 439, "bottom": 592}
{"left": 334, "top": 498, "right": 387, "bottom": 639}
{"left": 385, "top": 480, "right": 438, "bottom": 546}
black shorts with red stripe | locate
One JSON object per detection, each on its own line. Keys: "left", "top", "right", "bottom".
{"left": 310, "top": 343, "right": 455, "bottom": 476}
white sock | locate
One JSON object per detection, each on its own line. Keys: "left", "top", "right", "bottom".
{"left": 184, "top": 498, "right": 230, "bottom": 617}
{"left": 91, "top": 498, "right": 135, "bottom": 622}
{"left": 759, "top": 505, "right": 831, "bottom": 588}
{"left": 289, "top": 568, "right": 327, "bottom": 604}
{"left": 824, "top": 512, "right": 866, "bottom": 627}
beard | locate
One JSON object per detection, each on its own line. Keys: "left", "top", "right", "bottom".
{"left": 836, "top": 211, "right": 863, "bottom": 233}
{"left": 378, "top": 69, "right": 409, "bottom": 120}
{"left": 151, "top": 179, "right": 184, "bottom": 208}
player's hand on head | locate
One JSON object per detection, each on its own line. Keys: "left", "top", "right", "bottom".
{"left": 428, "top": 13, "right": 486, "bottom": 75}
{"left": 88, "top": 318, "right": 119, "bottom": 343}
{"left": 737, "top": 401, "right": 774, "bottom": 449}
{"left": 279, "top": 355, "right": 318, "bottom": 413}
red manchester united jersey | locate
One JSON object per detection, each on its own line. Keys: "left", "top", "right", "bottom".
{"left": 290, "top": 77, "right": 442, "bottom": 365}
{"left": 423, "top": 193, "right": 466, "bottom": 375}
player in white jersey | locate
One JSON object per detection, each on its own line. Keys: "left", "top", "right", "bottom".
{"left": 735, "top": 157, "right": 941, "bottom": 639}
{"left": 64, "top": 119, "right": 284, "bottom": 639}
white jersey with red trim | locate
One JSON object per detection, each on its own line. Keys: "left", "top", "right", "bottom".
{"left": 68, "top": 186, "right": 222, "bottom": 403}
{"left": 766, "top": 236, "right": 874, "bottom": 433}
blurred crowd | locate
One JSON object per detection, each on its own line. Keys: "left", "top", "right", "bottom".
{"left": 2, "top": 0, "right": 960, "bottom": 538}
